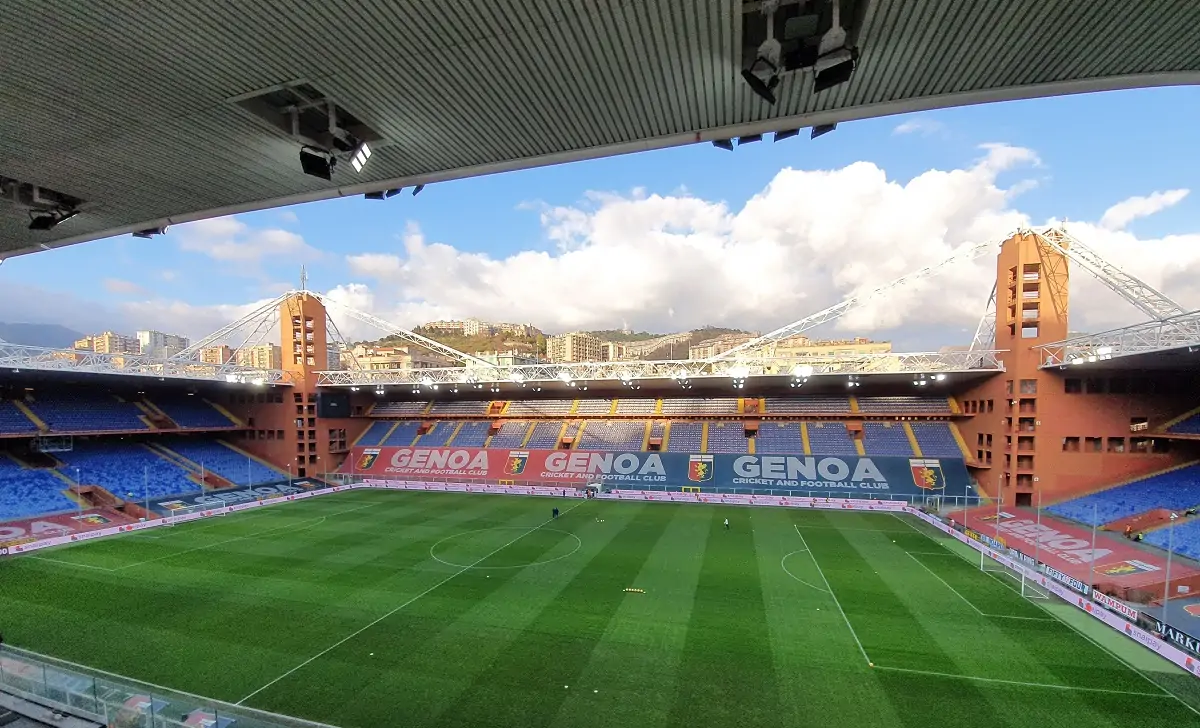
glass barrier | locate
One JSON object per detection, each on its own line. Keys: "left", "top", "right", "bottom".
{"left": 0, "top": 645, "right": 338, "bottom": 728}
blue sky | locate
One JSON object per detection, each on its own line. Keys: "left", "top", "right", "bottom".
{"left": 2, "top": 85, "right": 1197, "bottom": 349}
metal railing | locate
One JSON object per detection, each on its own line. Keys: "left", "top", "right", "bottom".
{"left": 0, "top": 645, "right": 337, "bottom": 728}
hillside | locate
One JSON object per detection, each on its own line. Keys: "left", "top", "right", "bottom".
{"left": 0, "top": 322, "right": 85, "bottom": 348}
{"left": 372, "top": 327, "right": 546, "bottom": 356}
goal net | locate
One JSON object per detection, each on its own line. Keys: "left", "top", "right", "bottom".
{"left": 980, "top": 547, "right": 1050, "bottom": 601}
{"left": 161, "top": 503, "right": 223, "bottom": 527}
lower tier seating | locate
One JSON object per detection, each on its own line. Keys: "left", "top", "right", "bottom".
{"left": 160, "top": 439, "right": 287, "bottom": 486}
{"left": 1046, "top": 464, "right": 1200, "bottom": 526}
{"left": 577, "top": 421, "right": 646, "bottom": 451}
{"left": 1142, "top": 519, "right": 1200, "bottom": 560}
{"left": 56, "top": 443, "right": 200, "bottom": 500}
{"left": 0, "top": 458, "right": 77, "bottom": 520}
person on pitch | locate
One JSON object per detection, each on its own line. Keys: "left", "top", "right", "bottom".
{"left": 724, "top": 517, "right": 730, "bottom": 531}
{"left": 553, "top": 506, "right": 560, "bottom": 519}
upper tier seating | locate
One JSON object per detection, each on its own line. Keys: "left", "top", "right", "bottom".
{"left": 151, "top": 395, "right": 235, "bottom": 429}
{"left": 525, "top": 421, "right": 565, "bottom": 449}
{"left": 357, "top": 421, "right": 395, "bottom": 447}
{"left": 414, "top": 421, "right": 457, "bottom": 446}
{"left": 755, "top": 422, "right": 805, "bottom": 454}
{"left": 448, "top": 421, "right": 490, "bottom": 447}
{"left": 667, "top": 422, "right": 703, "bottom": 452}
{"left": 910, "top": 422, "right": 964, "bottom": 457}
{"left": 661, "top": 398, "right": 738, "bottom": 416}
{"left": 1168, "top": 413, "right": 1200, "bottom": 435}
{"left": 616, "top": 398, "right": 657, "bottom": 415}
{"left": 857, "top": 397, "right": 951, "bottom": 415}
{"left": 372, "top": 401, "right": 430, "bottom": 417}
{"left": 506, "top": 400, "right": 574, "bottom": 417}
{"left": 0, "top": 400, "right": 37, "bottom": 434}
{"left": 577, "top": 420, "right": 645, "bottom": 451}
{"left": 380, "top": 422, "right": 422, "bottom": 446}
{"left": 57, "top": 443, "right": 199, "bottom": 500}
{"left": 861, "top": 422, "right": 914, "bottom": 457}
{"left": 765, "top": 396, "right": 851, "bottom": 415}
{"left": 1143, "top": 519, "right": 1200, "bottom": 560}
{"left": 487, "top": 421, "right": 530, "bottom": 449}
{"left": 806, "top": 422, "right": 857, "bottom": 455}
{"left": 27, "top": 393, "right": 147, "bottom": 432}
{"left": 428, "top": 401, "right": 490, "bottom": 416}
{"left": 1046, "top": 464, "right": 1200, "bottom": 526}
{"left": 706, "top": 422, "right": 747, "bottom": 454}
{"left": 574, "top": 399, "right": 614, "bottom": 416}
{"left": 162, "top": 439, "right": 287, "bottom": 486}
{"left": 0, "top": 458, "right": 76, "bottom": 520}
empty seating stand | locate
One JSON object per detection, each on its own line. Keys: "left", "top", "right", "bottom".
{"left": 910, "top": 422, "right": 963, "bottom": 457}
{"left": 706, "top": 422, "right": 747, "bottom": 453}
{"left": 806, "top": 422, "right": 857, "bottom": 455}
{"left": 861, "top": 422, "right": 913, "bottom": 457}
{"left": 448, "top": 421, "right": 491, "bottom": 447}
{"left": 661, "top": 398, "right": 738, "bottom": 416}
{"left": 505, "top": 400, "right": 574, "bottom": 417}
{"left": 765, "top": 396, "right": 850, "bottom": 415}
{"left": 488, "top": 421, "right": 531, "bottom": 449}
{"left": 415, "top": 421, "right": 458, "bottom": 446}
{"left": 666, "top": 422, "right": 702, "bottom": 452}
{"left": 577, "top": 420, "right": 645, "bottom": 451}
{"left": 755, "top": 422, "right": 805, "bottom": 454}
{"left": 1168, "top": 412, "right": 1200, "bottom": 435}
{"left": 151, "top": 395, "right": 235, "bottom": 428}
{"left": 857, "top": 397, "right": 951, "bottom": 415}
{"left": 525, "top": 421, "right": 565, "bottom": 449}
{"left": 1143, "top": 519, "right": 1200, "bottom": 560}
{"left": 27, "top": 393, "right": 148, "bottom": 432}
{"left": 1046, "top": 464, "right": 1200, "bottom": 526}
{"left": 0, "top": 458, "right": 76, "bottom": 520}
{"left": 162, "top": 439, "right": 287, "bottom": 486}
{"left": 372, "top": 401, "right": 430, "bottom": 417}
{"left": 0, "top": 400, "right": 37, "bottom": 434}
{"left": 428, "top": 401, "right": 491, "bottom": 416}
{"left": 380, "top": 422, "right": 422, "bottom": 446}
{"left": 616, "top": 398, "right": 657, "bottom": 415}
{"left": 356, "top": 421, "right": 396, "bottom": 447}
{"left": 574, "top": 399, "right": 614, "bottom": 416}
{"left": 57, "top": 442, "right": 199, "bottom": 500}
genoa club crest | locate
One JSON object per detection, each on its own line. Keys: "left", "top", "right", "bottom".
{"left": 357, "top": 448, "right": 381, "bottom": 470}
{"left": 505, "top": 451, "right": 529, "bottom": 475}
{"left": 1097, "top": 559, "right": 1160, "bottom": 577}
{"left": 688, "top": 455, "right": 714, "bottom": 482}
{"left": 908, "top": 459, "right": 945, "bottom": 491}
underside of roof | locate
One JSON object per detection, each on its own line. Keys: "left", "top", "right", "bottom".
{"left": 2, "top": 0, "right": 1198, "bottom": 258}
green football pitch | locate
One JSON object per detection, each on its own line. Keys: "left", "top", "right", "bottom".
{"left": 3, "top": 489, "right": 1199, "bottom": 728}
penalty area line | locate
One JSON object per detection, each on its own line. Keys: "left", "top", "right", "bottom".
{"left": 873, "top": 665, "right": 1174, "bottom": 698}
{"left": 235, "top": 499, "right": 588, "bottom": 706}
{"left": 793, "top": 524, "right": 872, "bottom": 665}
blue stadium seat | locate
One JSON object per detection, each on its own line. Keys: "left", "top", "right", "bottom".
{"left": 577, "top": 420, "right": 646, "bottom": 451}
{"left": 661, "top": 398, "right": 738, "bottom": 416}
{"left": 160, "top": 439, "right": 287, "bottom": 486}
{"left": 151, "top": 395, "right": 235, "bottom": 429}
{"left": 1143, "top": 518, "right": 1200, "bottom": 560}
{"left": 666, "top": 422, "right": 702, "bottom": 452}
{"left": 806, "top": 422, "right": 857, "bottom": 455}
{"left": 1168, "top": 413, "right": 1200, "bottom": 435}
{"left": 765, "top": 397, "right": 850, "bottom": 415}
{"left": 428, "top": 401, "right": 491, "bottom": 415}
{"left": 755, "top": 422, "right": 805, "bottom": 454}
{"left": 506, "top": 400, "right": 574, "bottom": 417}
{"left": 910, "top": 422, "right": 963, "bottom": 457}
{"left": 487, "top": 421, "right": 531, "bottom": 449}
{"left": 525, "top": 422, "right": 564, "bottom": 449}
{"left": 56, "top": 443, "right": 200, "bottom": 500}
{"left": 381, "top": 422, "right": 422, "bottom": 446}
{"left": 0, "top": 458, "right": 77, "bottom": 520}
{"left": 415, "top": 421, "right": 457, "bottom": 446}
{"left": 857, "top": 397, "right": 951, "bottom": 415}
{"left": 1046, "top": 464, "right": 1200, "bottom": 526}
{"left": 0, "top": 400, "right": 38, "bottom": 434}
{"left": 706, "top": 422, "right": 747, "bottom": 454}
{"left": 861, "top": 422, "right": 914, "bottom": 457}
{"left": 27, "top": 393, "right": 148, "bottom": 432}
{"left": 356, "top": 421, "right": 396, "bottom": 447}
{"left": 372, "top": 401, "right": 430, "bottom": 417}
{"left": 448, "top": 421, "right": 491, "bottom": 447}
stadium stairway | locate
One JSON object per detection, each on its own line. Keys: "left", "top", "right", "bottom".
{"left": 1161, "top": 405, "right": 1200, "bottom": 435}
{"left": 11, "top": 399, "right": 46, "bottom": 431}
{"left": 132, "top": 400, "right": 177, "bottom": 430}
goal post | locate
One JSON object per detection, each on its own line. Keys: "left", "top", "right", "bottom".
{"left": 161, "top": 503, "right": 223, "bottom": 527}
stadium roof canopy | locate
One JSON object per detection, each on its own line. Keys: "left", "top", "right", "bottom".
{"left": 3, "top": 0, "right": 1199, "bottom": 258}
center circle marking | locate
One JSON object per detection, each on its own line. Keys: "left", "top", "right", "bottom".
{"left": 429, "top": 527, "right": 582, "bottom": 570}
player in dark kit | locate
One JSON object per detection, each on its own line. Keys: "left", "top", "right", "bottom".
{"left": 552, "top": 507, "right": 560, "bottom": 519}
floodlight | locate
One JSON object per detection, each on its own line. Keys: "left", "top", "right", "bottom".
{"left": 811, "top": 124, "right": 837, "bottom": 140}
{"left": 792, "top": 364, "right": 815, "bottom": 378}
{"left": 738, "top": 134, "right": 763, "bottom": 145}
{"left": 712, "top": 139, "right": 734, "bottom": 151}
{"left": 742, "top": 32, "right": 783, "bottom": 105}
{"left": 934, "top": 373, "right": 947, "bottom": 381}
{"left": 420, "top": 376, "right": 434, "bottom": 387}
{"left": 364, "top": 191, "right": 385, "bottom": 201}
{"left": 774, "top": 129, "right": 801, "bottom": 143}
{"left": 366, "top": 188, "right": 404, "bottom": 200}
{"left": 729, "top": 365, "right": 750, "bottom": 379}
{"left": 557, "top": 370, "right": 572, "bottom": 382}
{"left": 350, "top": 142, "right": 372, "bottom": 173}
{"left": 412, "top": 184, "right": 426, "bottom": 196}
{"left": 132, "top": 225, "right": 168, "bottom": 239}
{"left": 814, "top": 49, "right": 856, "bottom": 93}
{"left": 1096, "top": 346, "right": 1113, "bottom": 356}
{"left": 299, "top": 147, "right": 335, "bottom": 180}
{"left": 28, "top": 208, "right": 79, "bottom": 231}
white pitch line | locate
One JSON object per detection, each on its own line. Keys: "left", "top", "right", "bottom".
{"left": 904, "top": 551, "right": 1052, "bottom": 622}
{"left": 793, "top": 523, "right": 872, "bottom": 664}
{"left": 235, "top": 499, "right": 588, "bottom": 706}
{"left": 891, "top": 513, "right": 1199, "bottom": 716}
{"left": 873, "top": 665, "right": 1174, "bottom": 698}
{"left": 25, "top": 554, "right": 116, "bottom": 572}
{"left": 779, "top": 550, "right": 829, "bottom": 593}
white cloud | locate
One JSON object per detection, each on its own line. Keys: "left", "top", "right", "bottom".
{"left": 1099, "top": 189, "right": 1189, "bottom": 231}
{"left": 330, "top": 143, "right": 1199, "bottom": 348}
{"left": 174, "top": 217, "right": 319, "bottom": 264}
{"left": 102, "top": 278, "right": 145, "bottom": 296}
{"left": 278, "top": 210, "right": 299, "bottom": 223}
{"left": 892, "top": 117, "right": 946, "bottom": 136}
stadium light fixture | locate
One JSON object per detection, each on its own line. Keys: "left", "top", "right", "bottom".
{"left": 28, "top": 208, "right": 79, "bottom": 231}
{"left": 811, "top": 124, "right": 837, "bottom": 140}
{"left": 812, "top": 0, "right": 857, "bottom": 93}
{"left": 792, "top": 365, "right": 815, "bottom": 379}
{"left": 350, "top": 142, "right": 372, "bottom": 173}
{"left": 299, "top": 146, "right": 335, "bottom": 180}
{"left": 737, "top": 134, "right": 763, "bottom": 146}
{"left": 712, "top": 139, "right": 734, "bottom": 151}
{"left": 412, "top": 184, "right": 426, "bottom": 196}
{"left": 365, "top": 188, "right": 405, "bottom": 200}
{"left": 132, "top": 225, "right": 168, "bottom": 239}
{"left": 742, "top": 0, "right": 783, "bottom": 105}
{"left": 774, "top": 129, "right": 801, "bottom": 143}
